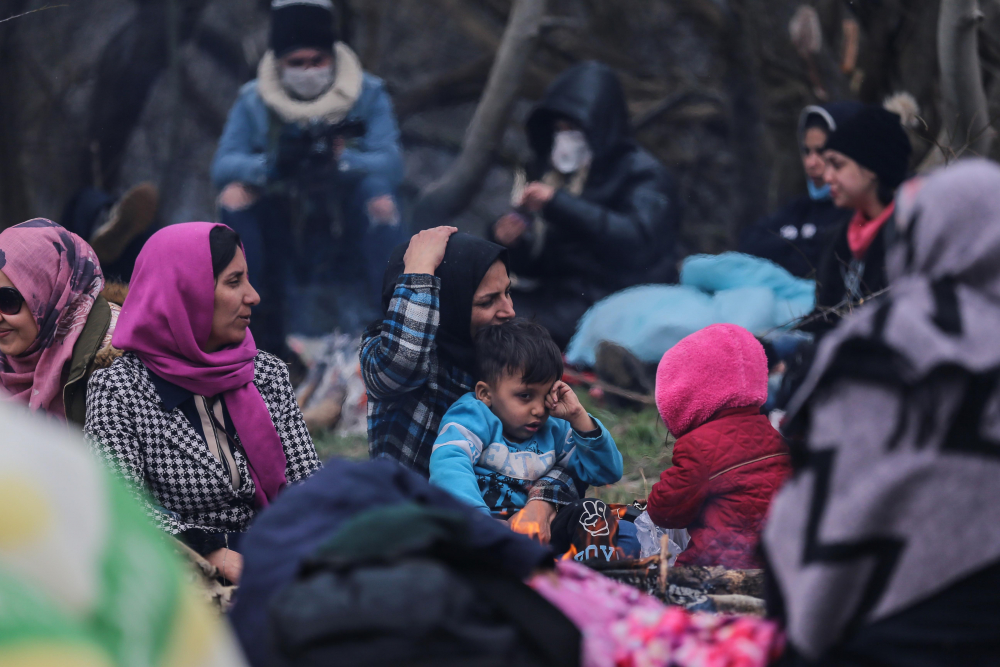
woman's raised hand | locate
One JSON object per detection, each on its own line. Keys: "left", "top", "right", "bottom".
{"left": 403, "top": 226, "right": 458, "bottom": 275}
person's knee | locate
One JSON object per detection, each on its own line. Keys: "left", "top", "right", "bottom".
{"left": 218, "top": 183, "right": 259, "bottom": 212}
{"left": 366, "top": 194, "right": 399, "bottom": 227}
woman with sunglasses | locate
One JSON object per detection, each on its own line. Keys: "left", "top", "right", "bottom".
{"left": 0, "top": 219, "right": 124, "bottom": 424}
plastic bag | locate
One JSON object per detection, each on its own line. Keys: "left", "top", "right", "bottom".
{"left": 633, "top": 511, "right": 689, "bottom": 564}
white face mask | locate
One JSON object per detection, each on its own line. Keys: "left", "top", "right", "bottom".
{"left": 280, "top": 65, "right": 335, "bottom": 100}
{"left": 550, "top": 130, "right": 592, "bottom": 174}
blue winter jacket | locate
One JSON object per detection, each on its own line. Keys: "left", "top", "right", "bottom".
{"left": 429, "top": 392, "right": 623, "bottom": 515}
{"left": 210, "top": 73, "right": 404, "bottom": 202}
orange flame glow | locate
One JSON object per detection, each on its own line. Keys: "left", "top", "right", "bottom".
{"left": 559, "top": 544, "right": 579, "bottom": 561}
{"left": 508, "top": 513, "right": 542, "bottom": 539}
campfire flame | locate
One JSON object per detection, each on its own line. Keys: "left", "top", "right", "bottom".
{"left": 508, "top": 513, "right": 542, "bottom": 539}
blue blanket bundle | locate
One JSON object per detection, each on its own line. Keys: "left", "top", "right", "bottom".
{"left": 565, "top": 252, "right": 815, "bottom": 366}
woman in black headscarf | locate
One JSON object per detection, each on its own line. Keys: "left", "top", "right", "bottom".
{"left": 361, "top": 226, "right": 578, "bottom": 541}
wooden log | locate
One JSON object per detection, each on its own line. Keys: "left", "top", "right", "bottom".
{"left": 706, "top": 594, "right": 766, "bottom": 616}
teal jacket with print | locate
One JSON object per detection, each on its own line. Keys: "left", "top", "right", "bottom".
{"left": 429, "top": 392, "right": 623, "bottom": 515}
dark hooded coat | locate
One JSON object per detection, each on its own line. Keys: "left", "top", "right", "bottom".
{"left": 495, "top": 62, "right": 679, "bottom": 347}
{"left": 738, "top": 196, "right": 849, "bottom": 279}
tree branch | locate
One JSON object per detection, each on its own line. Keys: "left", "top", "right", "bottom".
{"left": 411, "top": 0, "right": 547, "bottom": 229}
{"left": 938, "top": 0, "right": 994, "bottom": 157}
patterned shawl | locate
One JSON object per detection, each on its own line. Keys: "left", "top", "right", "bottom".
{"left": 0, "top": 220, "right": 104, "bottom": 418}
{"left": 763, "top": 158, "right": 1000, "bottom": 658}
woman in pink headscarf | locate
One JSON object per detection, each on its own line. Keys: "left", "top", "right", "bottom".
{"left": 0, "top": 219, "right": 123, "bottom": 424}
{"left": 85, "top": 222, "right": 321, "bottom": 583}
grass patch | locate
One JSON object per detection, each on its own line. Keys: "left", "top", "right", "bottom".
{"left": 311, "top": 388, "right": 674, "bottom": 505}
{"left": 575, "top": 390, "right": 674, "bottom": 505}
{"left": 313, "top": 430, "right": 369, "bottom": 461}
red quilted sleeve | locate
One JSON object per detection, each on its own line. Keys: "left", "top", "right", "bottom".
{"left": 646, "top": 431, "right": 712, "bottom": 529}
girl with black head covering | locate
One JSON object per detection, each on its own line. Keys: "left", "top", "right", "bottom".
{"left": 361, "top": 226, "right": 579, "bottom": 541}
{"left": 809, "top": 103, "right": 911, "bottom": 332}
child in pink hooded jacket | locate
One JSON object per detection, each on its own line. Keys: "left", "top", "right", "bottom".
{"left": 647, "top": 324, "right": 791, "bottom": 569}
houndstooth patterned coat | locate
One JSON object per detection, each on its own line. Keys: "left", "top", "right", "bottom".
{"left": 84, "top": 351, "right": 321, "bottom": 536}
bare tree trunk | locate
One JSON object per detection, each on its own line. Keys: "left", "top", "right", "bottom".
{"left": 937, "top": 0, "right": 993, "bottom": 158}
{"left": 411, "top": 0, "right": 546, "bottom": 229}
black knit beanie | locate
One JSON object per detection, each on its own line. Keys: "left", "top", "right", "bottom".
{"left": 270, "top": 0, "right": 338, "bottom": 58}
{"left": 823, "top": 105, "right": 912, "bottom": 189}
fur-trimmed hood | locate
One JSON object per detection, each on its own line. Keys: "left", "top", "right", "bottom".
{"left": 256, "top": 42, "right": 363, "bottom": 124}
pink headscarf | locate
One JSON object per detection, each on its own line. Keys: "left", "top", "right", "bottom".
{"left": 0, "top": 220, "right": 104, "bottom": 417}
{"left": 112, "top": 222, "right": 286, "bottom": 507}
{"left": 655, "top": 323, "right": 768, "bottom": 437}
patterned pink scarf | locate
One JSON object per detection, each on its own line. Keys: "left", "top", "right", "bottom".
{"left": 112, "top": 222, "right": 287, "bottom": 507}
{"left": 0, "top": 220, "right": 104, "bottom": 418}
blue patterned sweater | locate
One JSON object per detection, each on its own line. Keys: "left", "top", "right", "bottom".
{"left": 429, "top": 392, "right": 623, "bottom": 515}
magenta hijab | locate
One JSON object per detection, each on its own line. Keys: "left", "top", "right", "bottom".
{"left": 0, "top": 220, "right": 104, "bottom": 417}
{"left": 112, "top": 222, "right": 286, "bottom": 507}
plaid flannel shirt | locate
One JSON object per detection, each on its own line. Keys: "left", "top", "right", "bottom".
{"left": 361, "top": 274, "right": 580, "bottom": 506}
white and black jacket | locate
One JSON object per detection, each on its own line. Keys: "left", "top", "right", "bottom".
{"left": 84, "top": 351, "right": 321, "bottom": 546}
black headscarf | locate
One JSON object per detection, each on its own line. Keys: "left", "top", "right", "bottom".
{"left": 381, "top": 233, "right": 508, "bottom": 375}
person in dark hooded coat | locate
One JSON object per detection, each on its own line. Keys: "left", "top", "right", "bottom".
{"left": 490, "top": 61, "right": 680, "bottom": 348}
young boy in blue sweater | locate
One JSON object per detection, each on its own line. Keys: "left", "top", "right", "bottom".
{"left": 429, "top": 319, "right": 623, "bottom": 516}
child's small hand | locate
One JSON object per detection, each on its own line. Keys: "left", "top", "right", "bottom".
{"left": 509, "top": 500, "right": 556, "bottom": 544}
{"left": 546, "top": 381, "right": 597, "bottom": 432}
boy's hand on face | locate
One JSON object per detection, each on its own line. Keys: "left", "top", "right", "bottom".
{"left": 546, "top": 381, "right": 597, "bottom": 432}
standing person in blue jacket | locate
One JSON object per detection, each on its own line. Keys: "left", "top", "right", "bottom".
{"left": 211, "top": 0, "right": 404, "bottom": 356}
{"left": 738, "top": 103, "right": 857, "bottom": 278}
{"left": 430, "top": 320, "right": 623, "bottom": 516}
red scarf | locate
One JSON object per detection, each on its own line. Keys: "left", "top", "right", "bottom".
{"left": 847, "top": 202, "right": 895, "bottom": 260}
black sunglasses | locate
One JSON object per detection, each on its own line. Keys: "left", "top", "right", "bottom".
{"left": 0, "top": 286, "right": 25, "bottom": 316}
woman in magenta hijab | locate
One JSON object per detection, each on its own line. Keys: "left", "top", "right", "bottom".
{"left": 84, "top": 222, "right": 321, "bottom": 583}
{"left": 0, "top": 219, "right": 120, "bottom": 424}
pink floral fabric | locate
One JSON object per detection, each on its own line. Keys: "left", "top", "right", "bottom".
{"left": 529, "top": 560, "right": 783, "bottom": 667}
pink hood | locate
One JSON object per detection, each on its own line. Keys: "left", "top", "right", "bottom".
{"left": 655, "top": 324, "right": 767, "bottom": 437}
